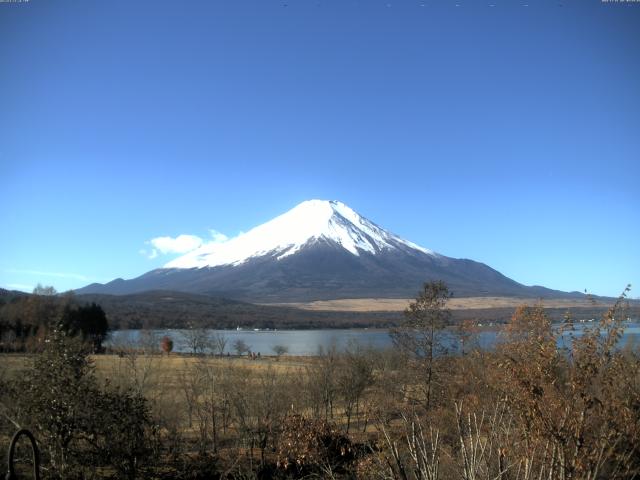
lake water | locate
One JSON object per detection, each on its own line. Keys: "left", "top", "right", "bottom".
{"left": 107, "top": 321, "right": 640, "bottom": 356}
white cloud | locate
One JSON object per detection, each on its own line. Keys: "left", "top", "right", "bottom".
{"left": 149, "top": 234, "right": 204, "bottom": 255}
{"left": 142, "top": 230, "right": 231, "bottom": 259}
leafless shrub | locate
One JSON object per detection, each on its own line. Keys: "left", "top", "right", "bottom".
{"left": 373, "top": 411, "right": 441, "bottom": 480}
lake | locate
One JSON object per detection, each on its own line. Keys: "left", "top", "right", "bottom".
{"left": 107, "top": 321, "right": 640, "bottom": 356}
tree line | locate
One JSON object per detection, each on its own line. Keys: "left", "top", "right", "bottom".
{"left": 0, "top": 285, "right": 108, "bottom": 352}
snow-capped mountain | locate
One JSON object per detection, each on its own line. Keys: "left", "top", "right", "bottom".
{"left": 165, "top": 200, "right": 435, "bottom": 269}
{"left": 77, "top": 200, "right": 578, "bottom": 302}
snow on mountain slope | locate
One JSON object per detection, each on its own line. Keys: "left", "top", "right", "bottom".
{"left": 165, "top": 200, "right": 436, "bottom": 269}
{"left": 76, "top": 199, "right": 584, "bottom": 301}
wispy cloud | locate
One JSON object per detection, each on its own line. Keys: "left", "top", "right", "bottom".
{"left": 139, "top": 248, "right": 158, "bottom": 259}
{"left": 4, "top": 268, "right": 91, "bottom": 281}
{"left": 141, "top": 230, "right": 230, "bottom": 259}
{"left": 4, "top": 283, "right": 33, "bottom": 292}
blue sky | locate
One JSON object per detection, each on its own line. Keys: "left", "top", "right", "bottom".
{"left": 1, "top": 0, "right": 638, "bottom": 298}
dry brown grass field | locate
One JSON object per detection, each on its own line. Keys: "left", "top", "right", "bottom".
{"left": 3, "top": 352, "right": 373, "bottom": 424}
{"left": 2, "top": 349, "right": 395, "bottom": 476}
{"left": 265, "top": 296, "right": 614, "bottom": 311}
{"left": 1, "top": 352, "right": 313, "bottom": 374}
{"left": 0, "top": 352, "right": 355, "bottom": 430}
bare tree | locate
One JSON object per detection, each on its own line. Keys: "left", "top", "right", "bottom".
{"left": 195, "top": 360, "right": 223, "bottom": 453}
{"left": 211, "top": 332, "right": 228, "bottom": 356}
{"left": 336, "top": 342, "right": 374, "bottom": 433}
{"left": 306, "top": 342, "right": 339, "bottom": 420}
{"left": 181, "top": 324, "right": 209, "bottom": 355}
{"left": 233, "top": 339, "right": 250, "bottom": 356}
{"left": 229, "top": 366, "right": 292, "bottom": 467}
{"left": 376, "top": 411, "right": 441, "bottom": 480}
{"left": 138, "top": 329, "right": 160, "bottom": 354}
{"left": 457, "top": 319, "right": 478, "bottom": 356}
{"left": 107, "top": 333, "right": 166, "bottom": 398}
{"left": 33, "top": 283, "right": 58, "bottom": 296}
{"left": 390, "top": 280, "right": 451, "bottom": 410}
{"left": 272, "top": 344, "right": 288, "bottom": 360}
{"left": 178, "top": 360, "right": 201, "bottom": 429}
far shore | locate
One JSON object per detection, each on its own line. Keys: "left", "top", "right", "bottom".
{"left": 261, "top": 296, "right": 621, "bottom": 312}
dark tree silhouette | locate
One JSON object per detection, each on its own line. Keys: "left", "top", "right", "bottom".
{"left": 60, "top": 303, "right": 109, "bottom": 352}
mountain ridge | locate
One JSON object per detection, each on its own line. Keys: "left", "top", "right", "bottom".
{"left": 77, "top": 200, "right": 586, "bottom": 302}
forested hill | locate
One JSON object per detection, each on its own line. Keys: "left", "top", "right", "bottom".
{"left": 0, "top": 288, "right": 28, "bottom": 302}
{"left": 75, "top": 290, "right": 399, "bottom": 330}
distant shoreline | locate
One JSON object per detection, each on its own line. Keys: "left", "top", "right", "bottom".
{"left": 261, "top": 296, "right": 625, "bottom": 312}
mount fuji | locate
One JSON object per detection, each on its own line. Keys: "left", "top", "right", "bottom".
{"left": 77, "top": 200, "right": 578, "bottom": 302}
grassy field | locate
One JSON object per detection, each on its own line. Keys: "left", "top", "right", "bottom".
{"left": 1, "top": 350, "right": 384, "bottom": 466}
{"left": 1, "top": 352, "right": 315, "bottom": 382}
{"left": 265, "top": 295, "right": 616, "bottom": 312}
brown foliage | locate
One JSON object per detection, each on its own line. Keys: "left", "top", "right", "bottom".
{"left": 488, "top": 289, "right": 640, "bottom": 479}
{"left": 276, "top": 414, "right": 357, "bottom": 476}
{"left": 160, "top": 335, "right": 174, "bottom": 354}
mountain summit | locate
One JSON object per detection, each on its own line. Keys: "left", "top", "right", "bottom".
{"left": 77, "top": 200, "right": 578, "bottom": 302}
{"left": 166, "top": 200, "right": 435, "bottom": 269}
